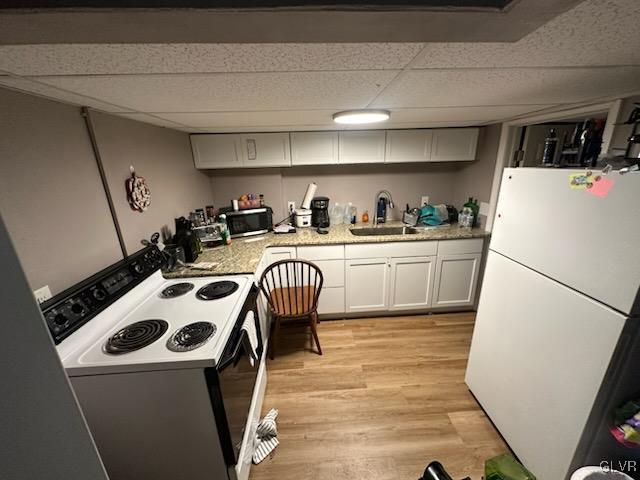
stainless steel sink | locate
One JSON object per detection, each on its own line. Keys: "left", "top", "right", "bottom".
{"left": 350, "top": 226, "right": 419, "bottom": 236}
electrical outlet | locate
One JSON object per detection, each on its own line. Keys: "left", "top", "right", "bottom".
{"left": 420, "top": 195, "right": 429, "bottom": 206}
{"left": 479, "top": 201, "right": 490, "bottom": 216}
{"left": 34, "top": 285, "right": 52, "bottom": 304}
{"left": 287, "top": 201, "right": 296, "bottom": 213}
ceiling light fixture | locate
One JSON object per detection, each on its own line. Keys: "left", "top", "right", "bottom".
{"left": 333, "top": 109, "right": 390, "bottom": 125}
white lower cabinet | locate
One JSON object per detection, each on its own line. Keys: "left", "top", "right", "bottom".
{"left": 317, "top": 287, "right": 346, "bottom": 315}
{"left": 345, "top": 258, "right": 390, "bottom": 313}
{"left": 388, "top": 256, "right": 436, "bottom": 310}
{"left": 265, "top": 247, "right": 296, "bottom": 265}
{"left": 432, "top": 253, "right": 481, "bottom": 307}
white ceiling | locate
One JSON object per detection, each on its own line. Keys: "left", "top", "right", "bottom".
{"left": 0, "top": 0, "right": 639, "bottom": 133}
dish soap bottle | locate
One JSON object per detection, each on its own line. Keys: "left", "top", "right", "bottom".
{"left": 362, "top": 210, "right": 369, "bottom": 223}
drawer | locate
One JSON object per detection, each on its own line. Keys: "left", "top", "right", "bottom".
{"left": 297, "top": 244, "right": 344, "bottom": 260}
{"left": 312, "top": 259, "right": 344, "bottom": 288}
{"left": 318, "top": 287, "right": 345, "bottom": 315}
{"left": 437, "top": 238, "right": 484, "bottom": 255}
{"left": 345, "top": 241, "right": 437, "bottom": 259}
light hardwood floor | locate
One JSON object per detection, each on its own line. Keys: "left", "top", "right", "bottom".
{"left": 250, "top": 313, "right": 509, "bottom": 480}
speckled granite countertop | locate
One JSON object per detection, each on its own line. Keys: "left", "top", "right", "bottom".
{"left": 163, "top": 222, "right": 489, "bottom": 278}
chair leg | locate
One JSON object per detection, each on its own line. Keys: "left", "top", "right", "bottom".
{"left": 270, "top": 316, "right": 281, "bottom": 360}
{"left": 310, "top": 311, "right": 322, "bottom": 356}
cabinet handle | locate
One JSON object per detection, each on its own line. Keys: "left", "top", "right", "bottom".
{"left": 247, "top": 139, "right": 257, "bottom": 160}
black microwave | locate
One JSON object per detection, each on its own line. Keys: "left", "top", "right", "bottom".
{"left": 223, "top": 207, "right": 273, "bottom": 238}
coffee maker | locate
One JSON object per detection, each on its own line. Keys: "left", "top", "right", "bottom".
{"left": 171, "top": 216, "right": 201, "bottom": 263}
{"left": 311, "top": 196, "right": 330, "bottom": 228}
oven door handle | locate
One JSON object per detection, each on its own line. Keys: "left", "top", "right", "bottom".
{"left": 218, "top": 330, "right": 250, "bottom": 371}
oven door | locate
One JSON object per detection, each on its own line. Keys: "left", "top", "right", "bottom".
{"left": 206, "top": 285, "right": 263, "bottom": 469}
{"left": 226, "top": 208, "right": 272, "bottom": 238}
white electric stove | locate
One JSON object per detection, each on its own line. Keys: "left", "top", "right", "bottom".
{"left": 57, "top": 270, "right": 253, "bottom": 376}
{"left": 41, "top": 246, "right": 266, "bottom": 480}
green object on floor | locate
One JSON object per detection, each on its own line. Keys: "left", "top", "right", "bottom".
{"left": 485, "top": 454, "right": 536, "bottom": 480}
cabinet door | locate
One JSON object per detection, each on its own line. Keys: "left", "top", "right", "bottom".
{"left": 241, "top": 133, "right": 291, "bottom": 167}
{"left": 317, "top": 287, "right": 345, "bottom": 315}
{"left": 345, "top": 258, "right": 389, "bottom": 312}
{"left": 190, "top": 134, "right": 242, "bottom": 169}
{"left": 388, "top": 256, "right": 435, "bottom": 310}
{"left": 431, "top": 128, "right": 479, "bottom": 162}
{"left": 338, "top": 130, "right": 386, "bottom": 164}
{"left": 385, "top": 129, "right": 432, "bottom": 163}
{"left": 433, "top": 253, "right": 481, "bottom": 307}
{"left": 290, "top": 131, "right": 338, "bottom": 166}
{"left": 265, "top": 247, "right": 296, "bottom": 266}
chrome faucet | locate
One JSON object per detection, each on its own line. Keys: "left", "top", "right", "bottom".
{"left": 373, "top": 190, "right": 395, "bottom": 226}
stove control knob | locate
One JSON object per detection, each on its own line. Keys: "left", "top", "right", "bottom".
{"left": 131, "top": 262, "right": 144, "bottom": 274}
{"left": 53, "top": 313, "right": 68, "bottom": 326}
{"left": 71, "top": 303, "right": 84, "bottom": 315}
{"left": 93, "top": 289, "right": 107, "bottom": 301}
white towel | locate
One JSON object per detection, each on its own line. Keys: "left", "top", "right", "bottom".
{"left": 241, "top": 311, "right": 259, "bottom": 366}
{"left": 253, "top": 409, "right": 279, "bottom": 464}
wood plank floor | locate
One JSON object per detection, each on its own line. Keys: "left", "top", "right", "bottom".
{"left": 250, "top": 313, "right": 509, "bottom": 480}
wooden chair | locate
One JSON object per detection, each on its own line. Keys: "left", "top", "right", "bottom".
{"left": 259, "top": 259, "right": 323, "bottom": 359}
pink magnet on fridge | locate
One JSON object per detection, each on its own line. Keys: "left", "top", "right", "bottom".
{"left": 587, "top": 177, "right": 614, "bottom": 198}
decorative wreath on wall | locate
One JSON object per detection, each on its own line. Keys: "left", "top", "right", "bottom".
{"left": 126, "top": 166, "right": 151, "bottom": 212}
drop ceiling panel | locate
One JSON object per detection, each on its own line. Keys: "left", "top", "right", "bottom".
{"left": 413, "top": 0, "right": 640, "bottom": 68}
{"left": 0, "top": 43, "right": 423, "bottom": 76}
{"left": 156, "top": 104, "right": 551, "bottom": 130}
{"left": 0, "top": 77, "right": 134, "bottom": 113}
{"left": 34, "top": 71, "right": 399, "bottom": 112}
{"left": 372, "top": 67, "right": 640, "bottom": 108}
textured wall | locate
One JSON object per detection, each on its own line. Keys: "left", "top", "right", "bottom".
{"left": 0, "top": 88, "right": 122, "bottom": 294}
{"left": 0, "top": 87, "right": 213, "bottom": 294}
{"left": 91, "top": 112, "right": 213, "bottom": 254}
{"left": 208, "top": 162, "right": 470, "bottom": 223}
{"left": 451, "top": 123, "right": 502, "bottom": 216}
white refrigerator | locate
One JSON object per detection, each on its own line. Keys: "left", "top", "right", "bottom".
{"left": 466, "top": 168, "right": 640, "bottom": 480}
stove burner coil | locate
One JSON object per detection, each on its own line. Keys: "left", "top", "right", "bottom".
{"left": 105, "top": 319, "right": 169, "bottom": 355}
{"left": 195, "top": 281, "right": 239, "bottom": 301}
{"left": 159, "top": 282, "right": 195, "bottom": 299}
{"left": 166, "top": 322, "right": 217, "bottom": 352}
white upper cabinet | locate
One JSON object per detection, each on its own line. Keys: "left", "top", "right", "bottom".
{"left": 338, "top": 130, "right": 386, "bottom": 164}
{"left": 190, "top": 134, "right": 242, "bottom": 169}
{"left": 431, "top": 128, "right": 480, "bottom": 162}
{"left": 192, "top": 128, "right": 480, "bottom": 169}
{"left": 385, "top": 129, "right": 433, "bottom": 163}
{"left": 240, "top": 133, "right": 291, "bottom": 168}
{"left": 290, "top": 131, "right": 339, "bottom": 166}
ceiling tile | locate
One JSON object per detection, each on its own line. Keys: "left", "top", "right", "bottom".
{"left": 34, "top": 71, "right": 398, "bottom": 112}
{"left": 156, "top": 104, "right": 551, "bottom": 131}
{"left": 372, "top": 67, "right": 640, "bottom": 108}
{"left": 413, "top": 0, "right": 640, "bottom": 68}
{"left": 0, "top": 77, "right": 135, "bottom": 113}
{"left": 0, "top": 43, "right": 423, "bottom": 76}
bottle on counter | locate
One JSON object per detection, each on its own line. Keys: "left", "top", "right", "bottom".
{"left": 218, "top": 214, "right": 232, "bottom": 245}
{"left": 362, "top": 210, "right": 369, "bottom": 223}
{"left": 259, "top": 194, "right": 265, "bottom": 207}
{"left": 462, "top": 197, "right": 479, "bottom": 228}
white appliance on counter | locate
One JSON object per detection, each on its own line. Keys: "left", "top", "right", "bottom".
{"left": 42, "top": 247, "right": 267, "bottom": 480}
{"left": 466, "top": 168, "right": 640, "bottom": 480}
